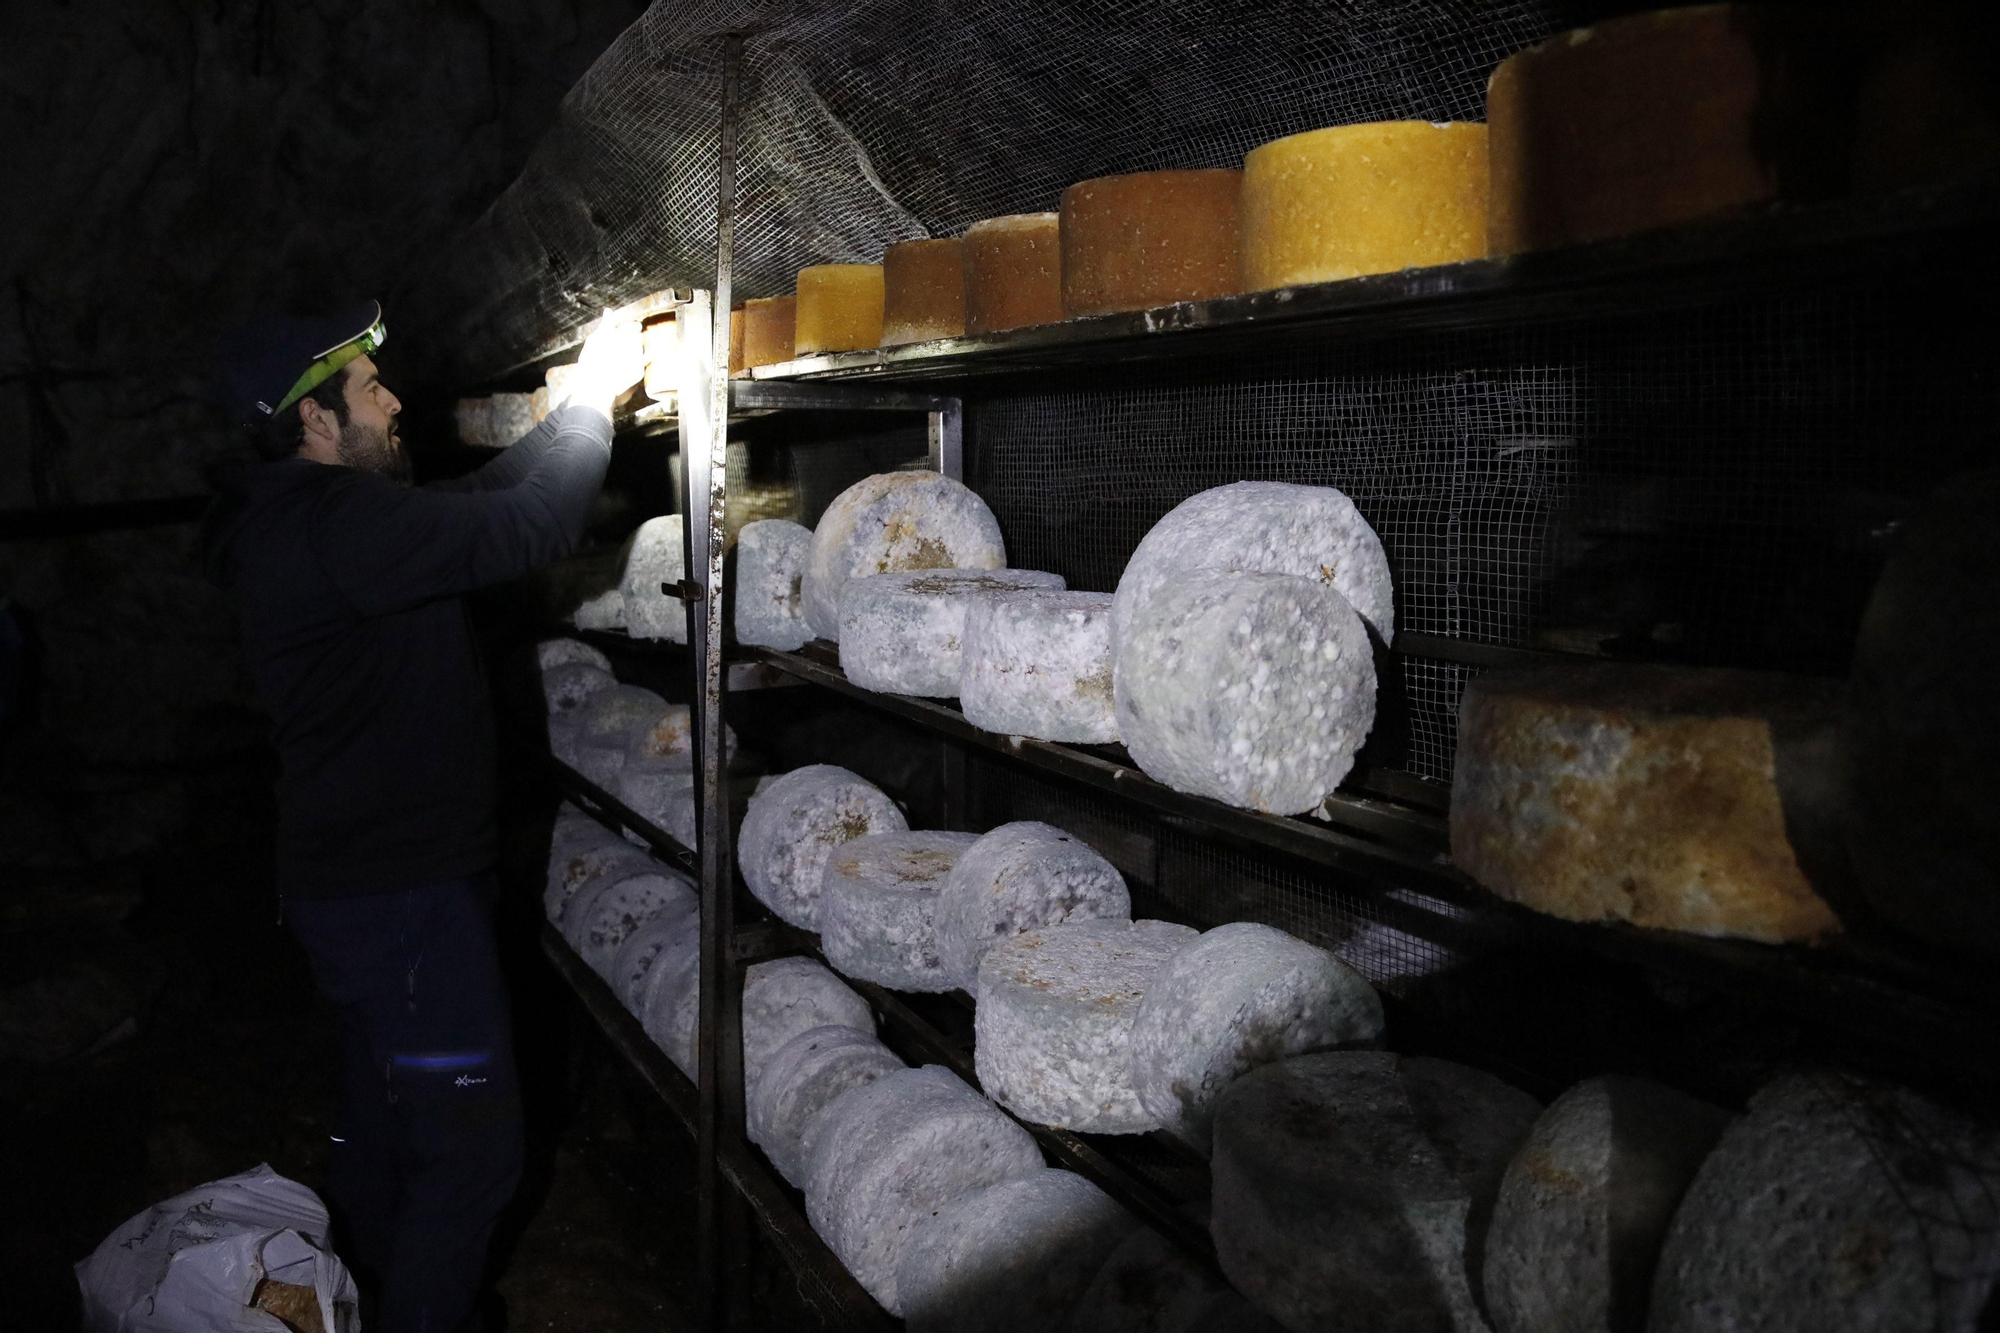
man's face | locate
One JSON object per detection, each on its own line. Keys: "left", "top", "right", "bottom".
{"left": 334, "top": 354, "right": 408, "bottom": 481}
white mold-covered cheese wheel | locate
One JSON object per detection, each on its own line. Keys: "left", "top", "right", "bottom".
{"left": 1130, "top": 922, "right": 1384, "bottom": 1154}
{"left": 896, "top": 1169, "right": 1138, "bottom": 1333}
{"left": 839, "top": 568, "right": 1066, "bottom": 697}
{"left": 803, "top": 1064, "right": 1044, "bottom": 1314}
{"left": 741, "top": 956, "right": 874, "bottom": 1089}
{"left": 569, "top": 870, "right": 696, "bottom": 978}
{"left": 570, "top": 684, "right": 668, "bottom": 789}
{"left": 638, "top": 930, "right": 703, "bottom": 1077}
{"left": 542, "top": 661, "right": 615, "bottom": 716}
{"left": 620, "top": 514, "right": 688, "bottom": 642}
{"left": 802, "top": 472, "right": 1007, "bottom": 641}
{"left": 749, "top": 1026, "right": 905, "bottom": 1187}
{"left": 1210, "top": 1052, "right": 1540, "bottom": 1333}
{"left": 1115, "top": 571, "right": 1376, "bottom": 815}
{"left": 537, "top": 637, "right": 611, "bottom": 673}
{"left": 571, "top": 587, "right": 626, "bottom": 631}
{"left": 820, "top": 831, "right": 982, "bottom": 992}
{"left": 608, "top": 904, "right": 701, "bottom": 1012}
{"left": 1649, "top": 1071, "right": 2000, "bottom": 1333}
{"left": 960, "top": 590, "right": 1118, "bottom": 742}
{"left": 936, "top": 821, "right": 1130, "bottom": 991}
{"left": 738, "top": 765, "right": 908, "bottom": 929}
{"left": 974, "top": 918, "right": 1198, "bottom": 1133}
{"left": 1111, "top": 481, "right": 1394, "bottom": 649}
{"left": 1061, "top": 1221, "right": 1233, "bottom": 1333}
{"left": 1485, "top": 1076, "right": 1731, "bottom": 1333}
{"left": 615, "top": 758, "right": 696, "bottom": 850}
{"left": 735, "top": 518, "right": 814, "bottom": 650}
{"left": 545, "top": 833, "right": 652, "bottom": 927}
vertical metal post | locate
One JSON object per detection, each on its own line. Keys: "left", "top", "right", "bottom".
{"left": 928, "top": 400, "right": 963, "bottom": 480}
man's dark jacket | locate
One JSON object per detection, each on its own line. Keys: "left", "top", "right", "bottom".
{"left": 205, "top": 406, "right": 612, "bottom": 897}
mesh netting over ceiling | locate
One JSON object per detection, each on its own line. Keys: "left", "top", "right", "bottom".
{"left": 403, "top": 0, "right": 1562, "bottom": 382}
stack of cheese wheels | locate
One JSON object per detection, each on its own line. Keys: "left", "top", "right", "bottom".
{"left": 959, "top": 589, "right": 1119, "bottom": 743}
{"left": 934, "top": 820, "right": 1131, "bottom": 991}
{"left": 609, "top": 900, "right": 700, "bottom": 1011}
{"left": 733, "top": 518, "right": 814, "bottom": 650}
{"left": 638, "top": 926, "right": 703, "bottom": 1076}
{"left": 1130, "top": 922, "right": 1384, "bottom": 1153}
{"left": 570, "top": 683, "right": 670, "bottom": 789}
{"left": 1486, "top": 7, "right": 1864, "bottom": 255}
{"left": 802, "top": 472, "right": 1007, "bottom": 641}
{"left": 749, "top": 1025, "right": 905, "bottom": 1186}
{"left": 614, "top": 704, "right": 712, "bottom": 847}
{"left": 795, "top": 263, "right": 885, "bottom": 354}
{"left": 803, "top": 1064, "right": 1044, "bottom": 1315}
{"left": 1450, "top": 662, "right": 1844, "bottom": 943}
{"left": 454, "top": 397, "right": 494, "bottom": 448}
{"left": 544, "top": 813, "right": 650, "bottom": 925}
{"left": 838, "top": 568, "right": 1065, "bottom": 697}
{"left": 738, "top": 765, "right": 908, "bottom": 929}
{"left": 1242, "top": 121, "right": 1487, "bottom": 288}
{"left": 741, "top": 295, "right": 796, "bottom": 368}
{"left": 1059, "top": 169, "right": 1243, "bottom": 316}
{"left": 569, "top": 867, "right": 698, "bottom": 979}
{"left": 881, "top": 238, "right": 966, "bottom": 344}
{"left": 1484, "top": 1075, "right": 1731, "bottom": 1333}
{"left": 1650, "top": 1070, "right": 2000, "bottom": 1332}
{"left": 963, "top": 214, "right": 1063, "bottom": 333}
{"left": 541, "top": 660, "right": 615, "bottom": 762}
{"left": 619, "top": 514, "right": 687, "bottom": 642}
{"left": 974, "top": 918, "right": 1197, "bottom": 1133}
{"left": 537, "top": 637, "right": 612, "bottom": 673}
{"left": 740, "top": 956, "right": 874, "bottom": 1088}
{"left": 1210, "top": 1052, "right": 1540, "bottom": 1333}
{"left": 820, "top": 830, "right": 981, "bottom": 992}
{"left": 895, "top": 1169, "right": 1137, "bottom": 1333}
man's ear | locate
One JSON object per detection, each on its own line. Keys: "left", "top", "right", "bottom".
{"left": 297, "top": 396, "right": 340, "bottom": 455}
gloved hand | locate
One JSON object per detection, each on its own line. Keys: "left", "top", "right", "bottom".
{"left": 566, "top": 314, "right": 645, "bottom": 415}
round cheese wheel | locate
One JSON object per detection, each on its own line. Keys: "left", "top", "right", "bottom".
{"left": 489, "top": 392, "right": 534, "bottom": 448}
{"left": 838, "top": 568, "right": 1066, "bottom": 697}
{"left": 974, "top": 918, "right": 1198, "bottom": 1133}
{"left": 935, "top": 821, "right": 1131, "bottom": 991}
{"left": 620, "top": 514, "right": 687, "bottom": 643}
{"left": 542, "top": 661, "right": 615, "bottom": 716}
{"left": 614, "top": 756, "right": 696, "bottom": 850}
{"left": 749, "top": 1025, "right": 904, "bottom": 1187}
{"left": 569, "top": 870, "right": 696, "bottom": 979}
{"left": 740, "top": 956, "right": 874, "bottom": 1089}
{"left": 637, "top": 928, "right": 703, "bottom": 1078}
{"left": 734, "top": 518, "right": 814, "bottom": 650}
{"left": 820, "top": 831, "right": 982, "bottom": 992}
{"left": 738, "top": 765, "right": 908, "bottom": 930}
{"left": 454, "top": 397, "right": 494, "bottom": 449}
{"left": 959, "top": 590, "right": 1119, "bottom": 743}
{"left": 537, "top": 638, "right": 611, "bottom": 673}
{"left": 1059, "top": 169, "right": 1243, "bottom": 316}
{"left": 963, "top": 214, "right": 1063, "bottom": 334}
{"left": 882, "top": 238, "right": 966, "bottom": 345}
{"left": 571, "top": 587, "right": 625, "bottom": 631}
{"left": 802, "top": 472, "right": 1007, "bottom": 641}
{"left": 608, "top": 904, "right": 701, "bottom": 1012}
{"left": 545, "top": 835, "right": 652, "bottom": 928}
{"left": 1242, "top": 121, "right": 1488, "bottom": 288}
{"left": 795, "top": 264, "right": 885, "bottom": 354}
{"left": 741, "top": 295, "right": 796, "bottom": 368}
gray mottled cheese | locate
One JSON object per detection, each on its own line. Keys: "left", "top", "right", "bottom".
{"left": 1115, "top": 571, "right": 1376, "bottom": 815}
{"left": 454, "top": 397, "right": 494, "bottom": 449}
{"left": 545, "top": 835, "right": 653, "bottom": 927}
{"left": 542, "top": 661, "right": 615, "bottom": 716}
{"left": 1111, "top": 481, "right": 1395, "bottom": 650}
{"left": 624, "top": 702, "right": 735, "bottom": 767}
{"left": 537, "top": 637, "right": 611, "bottom": 673}
{"left": 896, "top": 1169, "right": 1138, "bottom": 1333}
{"left": 1450, "top": 664, "right": 1843, "bottom": 943}
{"left": 1210, "top": 1052, "right": 1539, "bottom": 1333}
{"left": 1130, "top": 921, "right": 1383, "bottom": 1154}
{"left": 935, "top": 821, "right": 1131, "bottom": 991}
{"left": 839, "top": 568, "right": 1065, "bottom": 697}
{"left": 960, "top": 590, "right": 1119, "bottom": 742}
{"left": 615, "top": 757, "right": 696, "bottom": 850}
{"left": 802, "top": 1064, "right": 1044, "bottom": 1314}
{"left": 738, "top": 765, "right": 908, "bottom": 929}
{"left": 974, "top": 918, "right": 1198, "bottom": 1133}
{"left": 820, "top": 831, "right": 982, "bottom": 992}
{"left": 638, "top": 930, "right": 703, "bottom": 1078}
{"left": 571, "top": 587, "right": 626, "bottom": 630}
{"left": 741, "top": 956, "right": 874, "bottom": 1089}
{"left": 569, "top": 684, "right": 668, "bottom": 790}
{"left": 1485, "top": 1076, "right": 1730, "bottom": 1333}
{"left": 749, "top": 1026, "right": 905, "bottom": 1186}
{"left": 1061, "top": 1222, "right": 1232, "bottom": 1333}
{"left": 735, "top": 518, "right": 814, "bottom": 650}
{"left": 570, "top": 870, "right": 696, "bottom": 978}
{"left": 489, "top": 392, "right": 535, "bottom": 448}
{"left": 802, "top": 472, "right": 1007, "bottom": 641}
{"left": 1650, "top": 1071, "right": 2000, "bottom": 1333}
{"left": 620, "top": 514, "right": 688, "bottom": 642}
{"left": 609, "top": 904, "right": 701, "bottom": 1012}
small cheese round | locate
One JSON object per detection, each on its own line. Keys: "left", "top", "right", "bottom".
{"left": 974, "top": 918, "right": 1198, "bottom": 1133}
{"left": 749, "top": 1025, "right": 905, "bottom": 1186}
{"left": 959, "top": 590, "right": 1119, "bottom": 742}
{"left": 537, "top": 638, "right": 611, "bottom": 673}
{"left": 741, "top": 956, "right": 874, "bottom": 1090}
{"left": 820, "top": 831, "right": 982, "bottom": 992}
{"left": 802, "top": 472, "right": 1007, "bottom": 641}
{"left": 620, "top": 514, "right": 688, "bottom": 643}
{"left": 734, "top": 518, "right": 814, "bottom": 650}
{"left": 1059, "top": 169, "right": 1243, "bottom": 317}
{"left": 542, "top": 661, "right": 615, "bottom": 716}
{"left": 608, "top": 904, "right": 701, "bottom": 1012}
{"left": 1115, "top": 571, "right": 1376, "bottom": 815}
{"left": 896, "top": 1169, "right": 1138, "bottom": 1333}
{"left": 1111, "top": 481, "right": 1394, "bottom": 648}
{"left": 638, "top": 929, "right": 703, "bottom": 1078}
{"left": 1130, "top": 922, "right": 1384, "bottom": 1154}
{"left": 838, "top": 568, "right": 1066, "bottom": 697}
{"left": 935, "top": 821, "right": 1131, "bottom": 991}
{"left": 570, "top": 870, "right": 697, "bottom": 979}
{"left": 738, "top": 765, "right": 908, "bottom": 929}
{"left": 881, "top": 237, "right": 966, "bottom": 345}
{"left": 803, "top": 1064, "right": 1044, "bottom": 1314}
{"left": 795, "top": 263, "right": 885, "bottom": 354}
{"left": 962, "top": 213, "right": 1063, "bottom": 334}
{"left": 571, "top": 587, "right": 626, "bottom": 631}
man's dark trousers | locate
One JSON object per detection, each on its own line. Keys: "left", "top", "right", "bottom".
{"left": 285, "top": 873, "right": 523, "bottom": 1333}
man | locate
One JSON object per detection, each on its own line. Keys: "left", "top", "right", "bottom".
{"left": 205, "top": 301, "right": 643, "bottom": 1331}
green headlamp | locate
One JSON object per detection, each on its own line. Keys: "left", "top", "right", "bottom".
{"left": 273, "top": 317, "right": 388, "bottom": 415}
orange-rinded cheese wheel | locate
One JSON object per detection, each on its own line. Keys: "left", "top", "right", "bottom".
{"left": 1060, "top": 169, "right": 1243, "bottom": 316}
{"left": 1243, "top": 121, "right": 1487, "bottom": 289}
{"left": 795, "top": 264, "right": 885, "bottom": 355}
{"left": 742, "top": 296, "right": 797, "bottom": 369}
{"left": 963, "top": 214, "right": 1063, "bottom": 334}
{"left": 881, "top": 238, "right": 966, "bottom": 345}
{"left": 642, "top": 316, "right": 677, "bottom": 398}
{"left": 729, "top": 306, "right": 745, "bottom": 376}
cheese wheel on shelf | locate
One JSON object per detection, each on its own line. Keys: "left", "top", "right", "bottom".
{"left": 618, "top": 514, "right": 687, "bottom": 643}
{"left": 1243, "top": 121, "right": 1487, "bottom": 289}
{"left": 963, "top": 214, "right": 1063, "bottom": 333}
{"left": 571, "top": 587, "right": 625, "bottom": 632}
{"left": 489, "top": 392, "right": 534, "bottom": 448}
{"left": 838, "top": 568, "right": 1066, "bottom": 698}
{"left": 734, "top": 518, "right": 813, "bottom": 650}
{"left": 881, "top": 237, "right": 966, "bottom": 344}
{"left": 1450, "top": 663, "right": 1843, "bottom": 943}
{"left": 641, "top": 316, "right": 677, "bottom": 399}
{"left": 802, "top": 471, "right": 1007, "bottom": 641}
{"left": 572, "top": 870, "right": 698, "bottom": 980}
{"left": 740, "top": 956, "right": 874, "bottom": 1090}
{"left": 748, "top": 1025, "right": 904, "bottom": 1187}
{"left": 741, "top": 295, "right": 796, "bottom": 368}
{"left": 541, "top": 660, "right": 614, "bottom": 717}
{"left": 738, "top": 764, "right": 907, "bottom": 929}
{"left": 638, "top": 928, "right": 703, "bottom": 1077}
{"left": 935, "top": 820, "right": 1130, "bottom": 991}
{"left": 959, "top": 589, "right": 1117, "bottom": 743}
{"left": 727, "top": 305, "right": 745, "bottom": 375}
{"left": 529, "top": 384, "right": 552, "bottom": 424}
{"left": 820, "top": 830, "right": 981, "bottom": 992}
{"left": 609, "top": 906, "right": 699, "bottom": 1012}
{"left": 454, "top": 397, "right": 494, "bottom": 448}
{"left": 795, "top": 263, "right": 885, "bottom": 354}
{"left": 544, "top": 827, "right": 649, "bottom": 926}
{"left": 1060, "top": 169, "right": 1243, "bottom": 316}
{"left": 570, "top": 684, "right": 670, "bottom": 789}
{"left": 613, "top": 757, "right": 695, "bottom": 851}
{"left": 536, "top": 637, "right": 611, "bottom": 674}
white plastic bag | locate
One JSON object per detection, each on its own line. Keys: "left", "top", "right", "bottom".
{"left": 75, "top": 1163, "right": 360, "bottom": 1332}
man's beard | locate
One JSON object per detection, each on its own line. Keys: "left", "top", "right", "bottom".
{"left": 336, "top": 421, "right": 412, "bottom": 484}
